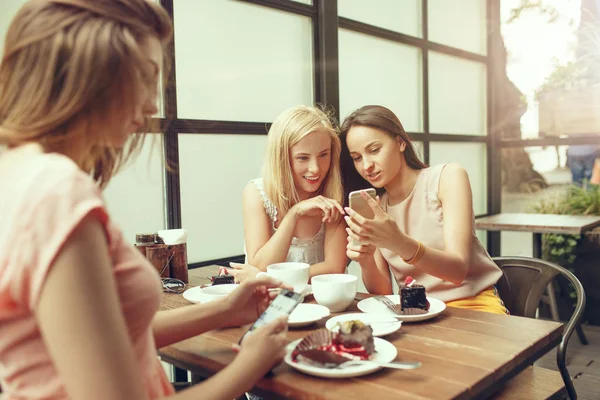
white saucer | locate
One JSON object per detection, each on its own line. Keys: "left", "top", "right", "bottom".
{"left": 357, "top": 295, "right": 446, "bottom": 322}
{"left": 325, "top": 313, "right": 401, "bottom": 337}
{"left": 182, "top": 284, "right": 238, "bottom": 303}
{"left": 284, "top": 337, "right": 397, "bottom": 378}
{"left": 288, "top": 303, "right": 330, "bottom": 328}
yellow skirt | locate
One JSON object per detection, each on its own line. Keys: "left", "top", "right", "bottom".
{"left": 445, "top": 287, "right": 509, "bottom": 315}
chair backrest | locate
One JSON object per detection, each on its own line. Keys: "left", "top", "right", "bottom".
{"left": 493, "top": 257, "right": 560, "bottom": 318}
{"left": 492, "top": 256, "right": 586, "bottom": 400}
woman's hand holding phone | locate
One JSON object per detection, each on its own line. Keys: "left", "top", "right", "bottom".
{"left": 220, "top": 274, "right": 289, "bottom": 328}
{"left": 344, "top": 190, "right": 403, "bottom": 251}
{"left": 291, "top": 195, "right": 345, "bottom": 223}
{"left": 236, "top": 316, "right": 288, "bottom": 375}
{"left": 345, "top": 229, "right": 376, "bottom": 263}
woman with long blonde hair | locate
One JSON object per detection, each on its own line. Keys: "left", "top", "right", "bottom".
{"left": 0, "top": 1, "right": 288, "bottom": 399}
{"left": 232, "top": 106, "right": 348, "bottom": 282}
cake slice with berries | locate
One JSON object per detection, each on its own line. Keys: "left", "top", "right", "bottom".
{"left": 399, "top": 276, "right": 429, "bottom": 315}
{"left": 210, "top": 266, "right": 235, "bottom": 285}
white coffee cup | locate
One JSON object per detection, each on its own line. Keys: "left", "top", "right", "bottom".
{"left": 260, "top": 262, "right": 310, "bottom": 289}
{"left": 311, "top": 274, "right": 358, "bottom": 312}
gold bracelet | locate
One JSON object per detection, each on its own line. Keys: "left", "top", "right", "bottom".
{"left": 402, "top": 240, "right": 425, "bottom": 264}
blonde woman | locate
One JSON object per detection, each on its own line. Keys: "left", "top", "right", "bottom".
{"left": 0, "top": 1, "right": 289, "bottom": 400}
{"left": 232, "top": 106, "right": 348, "bottom": 282}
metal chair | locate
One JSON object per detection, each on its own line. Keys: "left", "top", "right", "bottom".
{"left": 492, "top": 257, "right": 586, "bottom": 400}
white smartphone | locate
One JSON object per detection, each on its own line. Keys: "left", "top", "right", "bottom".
{"left": 348, "top": 188, "right": 377, "bottom": 246}
{"left": 238, "top": 289, "right": 302, "bottom": 344}
{"left": 349, "top": 188, "right": 377, "bottom": 219}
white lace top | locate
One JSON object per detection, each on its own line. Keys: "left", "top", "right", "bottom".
{"left": 244, "top": 178, "right": 325, "bottom": 265}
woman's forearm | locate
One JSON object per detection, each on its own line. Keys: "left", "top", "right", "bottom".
{"left": 389, "top": 238, "right": 467, "bottom": 285}
{"left": 248, "top": 210, "right": 298, "bottom": 270}
{"left": 308, "top": 259, "right": 346, "bottom": 277}
{"left": 359, "top": 257, "right": 392, "bottom": 294}
{"left": 152, "top": 300, "right": 230, "bottom": 348}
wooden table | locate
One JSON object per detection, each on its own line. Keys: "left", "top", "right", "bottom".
{"left": 475, "top": 212, "right": 600, "bottom": 344}
{"left": 158, "top": 288, "right": 562, "bottom": 399}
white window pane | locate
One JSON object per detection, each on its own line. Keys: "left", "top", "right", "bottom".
{"left": 338, "top": 0, "right": 421, "bottom": 38}
{"left": 103, "top": 134, "right": 166, "bottom": 245}
{"left": 476, "top": 230, "right": 488, "bottom": 251}
{"left": 428, "top": 0, "right": 486, "bottom": 55}
{"left": 174, "top": 0, "right": 313, "bottom": 122}
{"left": 501, "top": 232, "right": 533, "bottom": 257}
{"left": 339, "top": 29, "right": 422, "bottom": 132}
{"left": 0, "top": 1, "right": 27, "bottom": 57}
{"left": 429, "top": 142, "right": 487, "bottom": 215}
{"left": 290, "top": 0, "right": 312, "bottom": 4}
{"left": 412, "top": 140, "right": 424, "bottom": 162}
{"left": 179, "top": 134, "right": 267, "bottom": 263}
{"left": 429, "top": 52, "right": 487, "bottom": 135}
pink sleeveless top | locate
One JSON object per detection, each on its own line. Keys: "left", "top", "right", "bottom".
{"left": 0, "top": 144, "right": 174, "bottom": 399}
{"left": 380, "top": 164, "right": 502, "bottom": 302}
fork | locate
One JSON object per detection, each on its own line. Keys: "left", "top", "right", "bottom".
{"left": 374, "top": 296, "right": 402, "bottom": 315}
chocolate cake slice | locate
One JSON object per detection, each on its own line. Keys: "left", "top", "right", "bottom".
{"left": 400, "top": 276, "right": 429, "bottom": 315}
{"left": 334, "top": 320, "right": 375, "bottom": 355}
{"left": 211, "top": 275, "right": 234, "bottom": 285}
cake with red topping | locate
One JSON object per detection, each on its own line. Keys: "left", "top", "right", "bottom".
{"left": 400, "top": 276, "right": 429, "bottom": 314}
{"left": 333, "top": 320, "right": 375, "bottom": 358}
{"left": 211, "top": 266, "right": 234, "bottom": 285}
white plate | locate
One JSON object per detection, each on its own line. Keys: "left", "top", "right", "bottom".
{"left": 284, "top": 337, "right": 397, "bottom": 378}
{"left": 357, "top": 295, "right": 446, "bottom": 322}
{"left": 182, "top": 284, "right": 239, "bottom": 303}
{"left": 288, "top": 304, "right": 330, "bottom": 328}
{"left": 325, "top": 313, "right": 401, "bottom": 337}
{"left": 294, "top": 284, "right": 312, "bottom": 298}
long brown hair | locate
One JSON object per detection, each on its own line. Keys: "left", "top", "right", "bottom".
{"left": 339, "top": 105, "right": 427, "bottom": 201}
{"left": 0, "top": 0, "right": 172, "bottom": 188}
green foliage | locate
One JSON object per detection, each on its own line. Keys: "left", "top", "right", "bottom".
{"left": 532, "top": 184, "right": 600, "bottom": 286}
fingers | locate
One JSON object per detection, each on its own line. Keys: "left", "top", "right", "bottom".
{"left": 361, "top": 190, "right": 385, "bottom": 217}
{"left": 258, "top": 315, "right": 288, "bottom": 336}
{"left": 229, "top": 262, "right": 246, "bottom": 270}
{"left": 344, "top": 212, "right": 369, "bottom": 238}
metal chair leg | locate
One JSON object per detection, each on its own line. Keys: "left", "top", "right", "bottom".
{"left": 547, "top": 281, "right": 560, "bottom": 321}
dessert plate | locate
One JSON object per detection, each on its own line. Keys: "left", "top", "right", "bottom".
{"left": 325, "top": 313, "right": 401, "bottom": 337}
{"left": 182, "top": 284, "right": 238, "bottom": 303}
{"left": 288, "top": 304, "right": 330, "bottom": 328}
{"left": 357, "top": 295, "right": 446, "bottom": 322}
{"left": 284, "top": 337, "right": 397, "bottom": 378}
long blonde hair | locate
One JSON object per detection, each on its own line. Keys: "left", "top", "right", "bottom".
{"left": 0, "top": 0, "right": 172, "bottom": 188}
{"left": 263, "top": 106, "right": 343, "bottom": 215}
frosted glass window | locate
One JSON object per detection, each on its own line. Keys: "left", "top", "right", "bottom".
{"left": 174, "top": 0, "right": 313, "bottom": 122}
{"left": 412, "top": 140, "right": 424, "bottom": 162}
{"left": 428, "top": 0, "right": 486, "bottom": 55}
{"left": 290, "top": 0, "right": 312, "bottom": 4}
{"left": 0, "top": 0, "right": 27, "bottom": 58}
{"left": 476, "top": 230, "right": 487, "bottom": 251}
{"left": 179, "top": 134, "right": 267, "bottom": 263}
{"left": 429, "top": 142, "right": 487, "bottom": 215}
{"left": 429, "top": 52, "right": 487, "bottom": 135}
{"left": 103, "top": 134, "right": 166, "bottom": 245}
{"left": 338, "top": 0, "right": 421, "bottom": 38}
{"left": 501, "top": 232, "right": 533, "bottom": 257}
{"left": 339, "top": 29, "right": 422, "bottom": 132}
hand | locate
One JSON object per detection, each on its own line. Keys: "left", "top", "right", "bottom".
{"left": 291, "top": 195, "right": 345, "bottom": 223}
{"left": 220, "top": 274, "right": 290, "bottom": 327}
{"left": 236, "top": 316, "right": 288, "bottom": 375}
{"left": 345, "top": 228, "right": 376, "bottom": 263}
{"left": 229, "top": 262, "right": 260, "bottom": 284}
{"left": 344, "top": 191, "right": 404, "bottom": 251}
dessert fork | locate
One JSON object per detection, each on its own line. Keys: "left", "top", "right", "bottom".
{"left": 374, "top": 295, "right": 402, "bottom": 314}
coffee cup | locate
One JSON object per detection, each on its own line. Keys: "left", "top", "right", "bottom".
{"left": 311, "top": 274, "right": 358, "bottom": 312}
{"left": 259, "top": 262, "right": 310, "bottom": 290}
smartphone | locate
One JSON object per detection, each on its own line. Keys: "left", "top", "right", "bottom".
{"left": 349, "top": 189, "right": 377, "bottom": 245}
{"left": 238, "top": 289, "right": 303, "bottom": 344}
{"left": 349, "top": 188, "right": 377, "bottom": 219}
